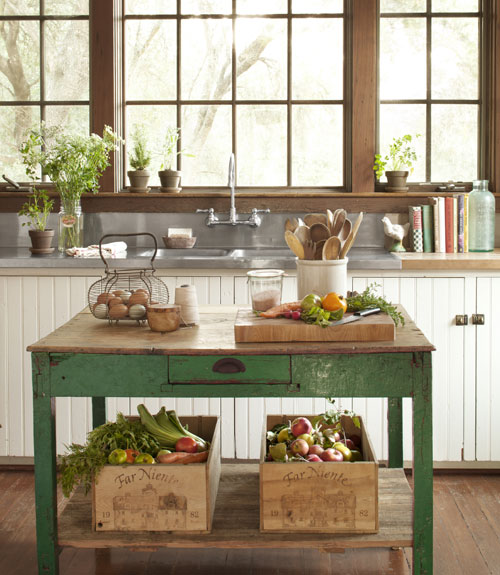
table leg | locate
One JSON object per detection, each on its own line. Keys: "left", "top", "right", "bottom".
{"left": 388, "top": 397, "right": 403, "bottom": 468}
{"left": 32, "top": 353, "right": 59, "bottom": 575}
{"left": 92, "top": 397, "right": 107, "bottom": 428}
{"left": 412, "top": 352, "right": 433, "bottom": 575}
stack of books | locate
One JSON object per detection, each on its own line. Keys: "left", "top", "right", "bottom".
{"left": 408, "top": 195, "right": 469, "bottom": 253}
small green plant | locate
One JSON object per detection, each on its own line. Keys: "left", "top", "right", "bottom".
{"left": 129, "top": 125, "right": 152, "bottom": 171}
{"left": 373, "top": 134, "right": 420, "bottom": 180}
{"left": 18, "top": 188, "right": 54, "bottom": 231}
{"left": 160, "top": 126, "right": 193, "bottom": 170}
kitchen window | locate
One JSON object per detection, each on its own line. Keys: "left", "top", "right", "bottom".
{"left": 123, "top": 0, "right": 346, "bottom": 190}
{"left": 0, "top": 0, "right": 90, "bottom": 182}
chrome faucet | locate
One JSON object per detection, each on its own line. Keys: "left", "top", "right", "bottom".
{"left": 197, "top": 154, "right": 270, "bottom": 227}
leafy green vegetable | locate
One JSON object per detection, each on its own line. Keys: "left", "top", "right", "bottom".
{"left": 58, "top": 413, "right": 160, "bottom": 498}
{"left": 346, "top": 283, "right": 405, "bottom": 327}
{"left": 301, "top": 306, "right": 344, "bottom": 328}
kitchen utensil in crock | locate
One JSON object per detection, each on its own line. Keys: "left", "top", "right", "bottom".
{"left": 294, "top": 225, "right": 311, "bottom": 244}
{"left": 285, "top": 230, "right": 305, "bottom": 259}
{"left": 322, "top": 236, "right": 341, "bottom": 260}
{"left": 304, "top": 213, "right": 328, "bottom": 227}
{"left": 309, "top": 222, "right": 331, "bottom": 243}
{"left": 303, "top": 239, "right": 316, "bottom": 260}
{"left": 331, "top": 209, "right": 347, "bottom": 237}
{"left": 338, "top": 218, "right": 352, "bottom": 245}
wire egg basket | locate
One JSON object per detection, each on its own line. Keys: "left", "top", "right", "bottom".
{"left": 88, "top": 233, "right": 169, "bottom": 324}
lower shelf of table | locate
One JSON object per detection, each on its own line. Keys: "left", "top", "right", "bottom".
{"left": 59, "top": 463, "right": 413, "bottom": 551}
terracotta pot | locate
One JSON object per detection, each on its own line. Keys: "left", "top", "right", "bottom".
{"left": 385, "top": 171, "right": 409, "bottom": 192}
{"left": 158, "top": 169, "right": 181, "bottom": 190}
{"left": 127, "top": 170, "right": 151, "bottom": 192}
{"left": 29, "top": 229, "right": 55, "bottom": 255}
{"left": 146, "top": 304, "right": 181, "bottom": 333}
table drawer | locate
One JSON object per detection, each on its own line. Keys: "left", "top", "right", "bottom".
{"left": 169, "top": 355, "right": 291, "bottom": 384}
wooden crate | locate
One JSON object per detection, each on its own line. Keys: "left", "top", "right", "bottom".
{"left": 92, "top": 416, "right": 221, "bottom": 533}
{"left": 260, "top": 414, "right": 379, "bottom": 534}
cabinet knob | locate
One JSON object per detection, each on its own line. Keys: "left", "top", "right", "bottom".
{"left": 455, "top": 315, "right": 468, "bottom": 326}
{"left": 471, "top": 314, "right": 485, "bottom": 325}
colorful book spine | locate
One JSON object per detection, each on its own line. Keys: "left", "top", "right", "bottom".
{"left": 457, "top": 194, "right": 465, "bottom": 253}
{"left": 432, "top": 197, "right": 446, "bottom": 253}
{"left": 409, "top": 206, "right": 423, "bottom": 252}
{"left": 445, "top": 197, "right": 454, "bottom": 253}
{"left": 463, "top": 194, "right": 469, "bottom": 252}
{"left": 453, "top": 196, "right": 458, "bottom": 253}
{"left": 421, "top": 204, "right": 434, "bottom": 253}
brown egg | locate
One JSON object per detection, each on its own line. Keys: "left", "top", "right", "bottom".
{"left": 97, "top": 292, "right": 112, "bottom": 304}
{"left": 129, "top": 292, "right": 149, "bottom": 306}
{"left": 134, "top": 288, "right": 149, "bottom": 295}
{"left": 108, "top": 304, "right": 128, "bottom": 319}
{"left": 112, "top": 289, "right": 129, "bottom": 296}
{"left": 108, "top": 297, "right": 124, "bottom": 308}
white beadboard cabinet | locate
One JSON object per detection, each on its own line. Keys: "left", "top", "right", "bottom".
{"left": 0, "top": 270, "right": 499, "bottom": 466}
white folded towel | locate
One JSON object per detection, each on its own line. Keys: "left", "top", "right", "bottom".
{"left": 66, "top": 241, "right": 128, "bottom": 258}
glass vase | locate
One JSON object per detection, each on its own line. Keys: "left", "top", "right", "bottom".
{"left": 469, "top": 180, "right": 495, "bottom": 252}
{"left": 58, "top": 199, "right": 83, "bottom": 252}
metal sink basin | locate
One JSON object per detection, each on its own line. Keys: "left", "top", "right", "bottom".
{"left": 229, "top": 248, "right": 293, "bottom": 259}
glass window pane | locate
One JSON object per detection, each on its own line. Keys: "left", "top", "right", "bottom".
{"left": 432, "top": 0, "right": 478, "bottom": 12}
{"left": 181, "top": 105, "right": 232, "bottom": 186}
{"left": 45, "top": 1, "right": 89, "bottom": 15}
{"left": 181, "top": 19, "right": 232, "bottom": 100}
{"left": 380, "top": 18, "right": 426, "bottom": 100}
{"left": 292, "top": 105, "right": 342, "bottom": 186}
{"left": 0, "top": 1, "right": 39, "bottom": 15}
{"left": 126, "top": 21, "right": 176, "bottom": 100}
{"left": 237, "top": 105, "right": 287, "bottom": 186}
{"left": 181, "top": 0, "right": 231, "bottom": 14}
{"left": 380, "top": 0, "right": 425, "bottom": 12}
{"left": 0, "top": 21, "right": 40, "bottom": 101}
{"left": 431, "top": 104, "right": 477, "bottom": 182}
{"left": 45, "top": 106, "right": 89, "bottom": 136}
{"left": 237, "top": 0, "right": 287, "bottom": 14}
{"left": 432, "top": 18, "right": 478, "bottom": 99}
{"left": 126, "top": 105, "right": 177, "bottom": 185}
{"left": 292, "top": 19, "right": 343, "bottom": 100}
{"left": 292, "top": 0, "right": 343, "bottom": 14}
{"left": 236, "top": 19, "right": 286, "bottom": 100}
{"left": 45, "top": 21, "right": 89, "bottom": 101}
{"left": 0, "top": 106, "right": 40, "bottom": 181}
{"left": 379, "top": 104, "right": 426, "bottom": 182}
{"left": 126, "top": 0, "right": 176, "bottom": 14}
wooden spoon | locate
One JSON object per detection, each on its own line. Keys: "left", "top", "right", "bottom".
{"left": 303, "top": 239, "right": 316, "bottom": 260}
{"left": 331, "top": 209, "right": 346, "bottom": 237}
{"left": 285, "top": 230, "right": 305, "bottom": 259}
{"left": 322, "top": 236, "right": 341, "bottom": 260}
{"left": 326, "top": 209, "right": 335, "bottom": 234}
{"left": 309, "top": 222, "right": 331, "bottom": 243}
{"left": 285, "top": 218, "right": 297, "bottom": 233}
{"left": 337, "top": 218, "right": 352, "bottom": 245}
{"left": 304, "top": 213, "right": 328, "bottom": 227}
{"left": 314, "top": 239, "right": 326, "bottom": 260}
{"left": 339, "top": 212, "right": 364, "bottom": 259}
{"left": 294, "top": 225, "right": 311, "bottom": 244}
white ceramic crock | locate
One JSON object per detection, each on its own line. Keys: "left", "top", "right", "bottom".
{"left": 296, "top": 258, "right": 348, "bottom": 299}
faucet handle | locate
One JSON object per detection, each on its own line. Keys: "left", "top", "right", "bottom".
{"left": 251, "top": 208, "right": 270, "bottom": 214}
{"left": 196, "top": 208, "right": 213, "bottom": 213}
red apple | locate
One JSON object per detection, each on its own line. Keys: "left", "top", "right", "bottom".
{"left": 290, "top": 438, "right": 309, "bottom": 457}
{"left": 306, "top": 454, "right": 322, "bottom": 462}
{"left": 339, "top": 438, "right": 356, "bottom": 450}
{"left": 291, "top": 417, "right": 313, "bottom": 437}
{"left": 321, "top": 448, "right": 344, "bottom": 462}
{"left": 308, "top": 444, "right": 324, "bottom": 457}
{"left": 349, "top": 434, "right": 362, "bottom": 447}
{"left": 175, "top": 436, "right": 198, "bottom": 453}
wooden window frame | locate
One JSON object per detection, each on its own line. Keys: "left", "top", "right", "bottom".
{"left": 1, "top": 0, "right": 498, "bottom": 214}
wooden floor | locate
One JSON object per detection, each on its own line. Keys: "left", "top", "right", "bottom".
{"left": 0, "top": 469, "right": 499, "bottom": 575}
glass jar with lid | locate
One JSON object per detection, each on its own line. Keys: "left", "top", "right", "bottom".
{"left": 247, "top": 269, "right": 284, "bottom": 312}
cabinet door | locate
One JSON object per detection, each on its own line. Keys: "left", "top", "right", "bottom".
{"left": 475, "top": 278, "right": 500, "bottom": 461}
{"left": 351, "top": 277, "right": 467, "bottom": 463}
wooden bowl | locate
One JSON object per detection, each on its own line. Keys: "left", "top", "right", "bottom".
{"left": 146, "top": 304, "right": 181, "bottom": 333}
{"left": 162, "top": 236, "right": 197, "bottom": 249}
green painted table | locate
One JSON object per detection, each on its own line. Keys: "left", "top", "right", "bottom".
{"left": 28, "top": 306, "right": 434, "bottom": 574}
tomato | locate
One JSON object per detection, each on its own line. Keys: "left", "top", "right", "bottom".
{"left": 125, "top": 449, "right": 140, "bottom": 463}
{"left": 322, "top": 292, "right": 347, "bottom": 313}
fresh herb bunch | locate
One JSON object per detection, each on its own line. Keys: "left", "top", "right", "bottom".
{"left": 301, "top": 305, "right": 344, "bottom": 328}
{"left": 129, "top": 124, "right": 152, "bottom": 170}
{"left": 18, "top": 188, "right": 54, "bottom": 231}
{"left": 346, "top": 283, "right": 405, "bottom": 327}
{"left": 58, "top": 413, "right": 160, "bottom": 497}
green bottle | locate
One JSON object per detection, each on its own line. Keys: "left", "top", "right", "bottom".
{"left": 469, "top": 180, "right": 495, "bottom": 252}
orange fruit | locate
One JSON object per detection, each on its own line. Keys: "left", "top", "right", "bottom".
{"left": 322, "top": 292, "right": 347, "bottom": 313}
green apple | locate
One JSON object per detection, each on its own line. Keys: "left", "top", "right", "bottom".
{"left": 333, "top": 441, "right": 352, "bottom": 462}
{"left": 156, "top": 449, "right": 171, "bottom": 458}
{"left": 297, "top": 433, "right": 314, "bottom": 447}
{"left": 108, "top": 448, "right": 127, "bottom": 465}
{"left": 134, "top": 453, "right": 155, "bottom": 464}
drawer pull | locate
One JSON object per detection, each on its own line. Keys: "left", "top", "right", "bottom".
{"left": 212, "top": 358, "right": 246, "bottom": 374}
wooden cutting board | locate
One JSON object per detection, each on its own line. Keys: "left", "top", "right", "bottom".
{"left": 234, "top": 308, "right": 395, "bottom": 343}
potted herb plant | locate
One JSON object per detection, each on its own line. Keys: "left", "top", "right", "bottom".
{"left": 373, "top": 134, "right": 420, "bottom": 192}
{"left": 18, "top": 188, "right": 55, "bottom": 255}
{"left": 20, "top": 124, "right": 121, "bottom": 252}
{"left": 127, "top": 124, "right": 152, "bottom": 192}
{"left": 158, "top": 127, "right": 192, "bottom": 191}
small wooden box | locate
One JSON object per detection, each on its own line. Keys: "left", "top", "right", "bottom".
{"left": 92, "top": 416, "right": 221, "bottom": 533}
{"left": 260, "top": 415, "right": 379, "bottom": 534}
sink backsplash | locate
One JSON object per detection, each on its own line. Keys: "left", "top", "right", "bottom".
{"left": 1, "top": 211, "right": 387, "bottom": 249}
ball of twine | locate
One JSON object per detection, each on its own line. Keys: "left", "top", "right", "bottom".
{"left": 174, "top": 284, "right": 200, "bottom": 326}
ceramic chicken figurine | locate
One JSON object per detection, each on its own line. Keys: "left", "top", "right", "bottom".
{"left": 381, "top": 216, "right": 410, "bottom": 252}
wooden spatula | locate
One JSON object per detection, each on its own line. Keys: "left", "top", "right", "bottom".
{"left": 285, "top": 230, "right": 305, "bottom": 259}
